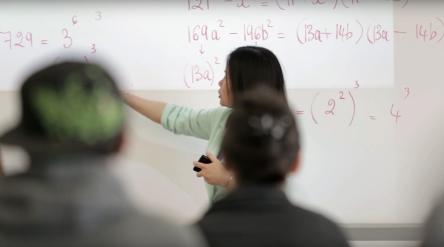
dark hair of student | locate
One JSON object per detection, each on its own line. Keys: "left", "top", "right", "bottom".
{"left": 221, "top": 86, "right": 300, "bottom": 185}
{"left": 226, "top": 46, "right": 287, "bottom": 104}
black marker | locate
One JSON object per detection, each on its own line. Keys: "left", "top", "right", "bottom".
{"left": 193, "top": 155, "right": 211, "bottom": 172}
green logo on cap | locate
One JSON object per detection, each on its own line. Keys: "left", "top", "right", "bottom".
{"left": 32, "top": 74, "right": 124, "bottom": 145}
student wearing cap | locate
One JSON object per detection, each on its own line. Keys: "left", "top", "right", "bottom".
{"left": 0, "top": 62, "right": 205, "bottom": 247}
{"left": 197, "top": 87, "right": 350, "bottom": 247}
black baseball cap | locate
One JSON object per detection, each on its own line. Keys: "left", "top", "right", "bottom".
{"left": 0, "top": 62, "right": 125, "bottom": 155}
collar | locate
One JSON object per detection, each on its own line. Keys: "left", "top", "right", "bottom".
{"left": 211, "top": 185, "right": 291, "bottom": 209}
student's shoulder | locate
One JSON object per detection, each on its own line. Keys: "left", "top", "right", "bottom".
{"left": 290, "top": 205, "right": 350, "bottom": 245}
{"left": 111, "top": 210, "right": 206, "bottom": 247}
{"left": 0, "top": 172, "right": 33, "bottom": 185}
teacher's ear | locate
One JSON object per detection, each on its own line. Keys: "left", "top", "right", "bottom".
{"left": 288, "top": 151, "right": 301, "bottom": 176}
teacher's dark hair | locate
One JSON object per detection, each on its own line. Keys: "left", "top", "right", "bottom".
{"left": 227, "top": 46, "right": 287, "bottom": 104}
{"left": 221, "top": 87, "right": 300, "bottom": 185}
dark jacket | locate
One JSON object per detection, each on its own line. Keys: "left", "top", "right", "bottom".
{"left": 422, "top": 195, "right": 444, "bottom": 247}
{"left": 0, "top": 156, "right": 205, "bottom": 247}
{"left": 198, "top": 186, "right": 350, "bottom": 247}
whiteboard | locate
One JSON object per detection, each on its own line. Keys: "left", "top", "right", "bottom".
{"left": 1, "top": 0, "right": 444, "bottom": 226}
{"left": 0, "top": 1, "right": 393, "bottom": 90}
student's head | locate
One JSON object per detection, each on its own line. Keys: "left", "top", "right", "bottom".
{"left": 0, "top": 62, "right": 125, "bottom": 160}
{"left": 218, "top": 46, "right": 287, "bottom": 107}
{"left": 221, "top": 87, "right": 300, "bottom": 186}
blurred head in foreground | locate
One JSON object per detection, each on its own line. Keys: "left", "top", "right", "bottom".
{"left": 0, "top": 62, "right": 205, "bottom": 247}
{"left": 0, "top": 62, "right": 125, "bottom": 160}
{"left": 199, "top": 87, "right": 350, "bottom": 247}
{"left": 221, "top": 86, "right": 300, "bottom": 187}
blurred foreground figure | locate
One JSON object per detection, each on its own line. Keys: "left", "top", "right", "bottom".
{"left": 198, "top": 87, "right": 350, "bottom": 247}
{"left": 0, "top": 62, "right": 205, "bottom": 247}
{"left": 422, "top": 195, "right": 444, "bottom": 247}
{"left": 0, "top": 149, "right": 3, "bottom": 176}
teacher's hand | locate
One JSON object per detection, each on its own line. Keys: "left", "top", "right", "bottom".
{"left": 194, "top": 152, "right": 233, "bottom": 188}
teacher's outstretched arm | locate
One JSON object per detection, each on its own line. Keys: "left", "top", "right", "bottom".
{"left": 120, "top": 46, "right": 289, "bottom": 202}
{"left": 122, "top": 92, "right": 166, "bottom": 124}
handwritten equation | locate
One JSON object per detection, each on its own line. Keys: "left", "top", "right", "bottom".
{"left": 0, "top": 11, "right": 103, "bottom": 63}
{"left": 187, "top": 0, "right": 409, "bottom": 11}
{"left": 187, "top": 19, "right": 391, "bottom": 45}
{"left": 185, "top": 17, "right": 444, "bottom": 49}
{"left": 395, "top": 17, "right": 444, "bottom": 43}
{"left": 0, "top": 1, "right": 439, "bottom": 93}
{"left": 184, "top": 15, "right": 443, "bottom": 88}
{"left": 291, "top": 82, "right": 411, "bottom": 126}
